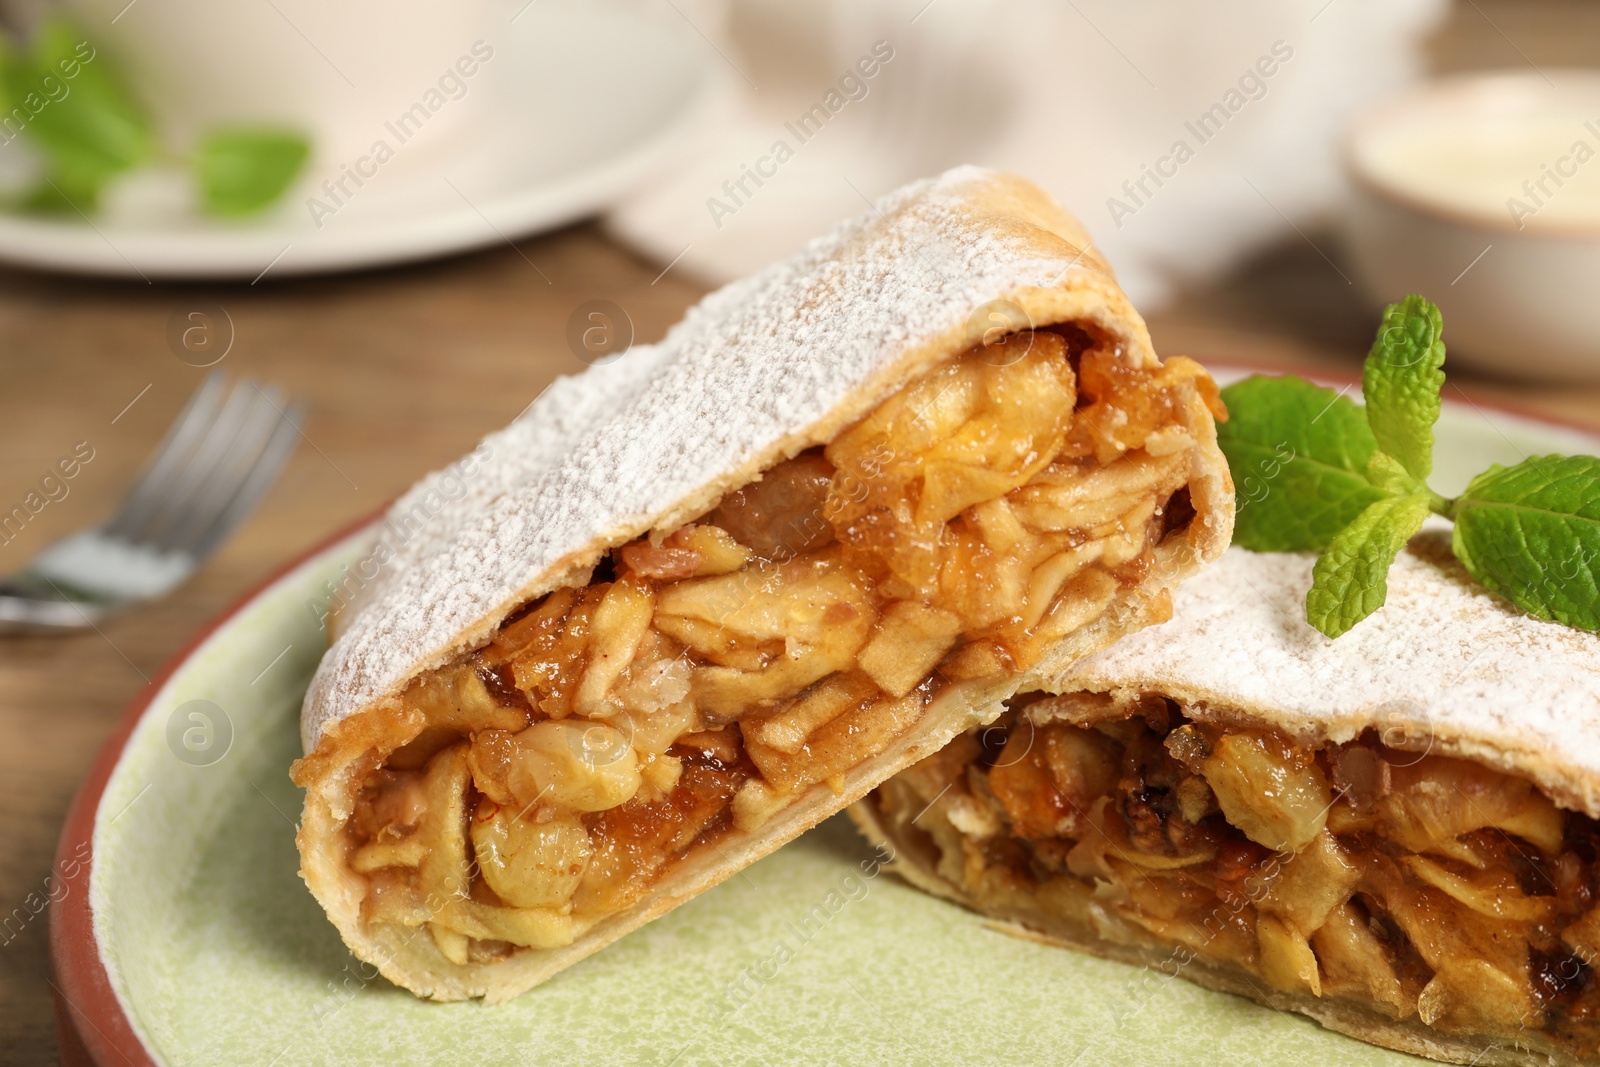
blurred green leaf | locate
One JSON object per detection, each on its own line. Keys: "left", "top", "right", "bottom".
{"left": 0, "top": 34, "right": 14, "bottom": 118}
{"left": 21, "top": 171, "right": 101, "bottom": 214}
{"left": 10, "top": 18, "right": 153, "bottom": 209}
{"left": 194, "top": 128, "right": 309, "bottom": 217}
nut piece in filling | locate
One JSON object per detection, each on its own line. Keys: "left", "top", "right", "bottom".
{"left": 871, "top": 694, "right": 1600, "bottom": 1062}
{"left": 339, "top": 330, "right": 1221, "bottom": 967}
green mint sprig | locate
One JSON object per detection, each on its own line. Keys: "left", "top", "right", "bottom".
{"left": 1, "top": 17, "right": 308, "bottom": 217}
{"left": 1218, "top": 294, "right": 1600, "bottom": 638}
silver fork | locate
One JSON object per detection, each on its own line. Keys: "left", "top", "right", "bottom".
{"left": 0, "top": 374, "right": 307, "bottom": 633}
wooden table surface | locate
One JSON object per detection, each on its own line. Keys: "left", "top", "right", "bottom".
{"left": 6, "top": 5, "right": 1600, "bottom": 1063}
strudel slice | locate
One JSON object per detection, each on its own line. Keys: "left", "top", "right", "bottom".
{"left": 857, "top": 538, "right": 1600, "bottom": 1066}
{"left": 292, "top": 167, "right": 1233, "bottom": 1002}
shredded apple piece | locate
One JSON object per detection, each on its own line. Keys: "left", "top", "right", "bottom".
{"left": 344, "top": 331, "right": 1211, "bottom": 962}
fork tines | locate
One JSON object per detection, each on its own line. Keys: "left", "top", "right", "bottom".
{"left": 104, "top": 373, "right": 307, "bottom": 560}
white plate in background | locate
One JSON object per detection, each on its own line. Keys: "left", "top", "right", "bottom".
{"left": 0, "top": 1, "right": 721, "bottom": 281}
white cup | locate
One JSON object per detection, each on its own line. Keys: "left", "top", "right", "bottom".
{"left": 55, "top": 0, "right": 496, "bottom": 174}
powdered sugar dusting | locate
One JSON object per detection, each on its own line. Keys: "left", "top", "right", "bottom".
{"left": 302, "top": 167, "right": 1139, "bottom": 753}
{"left": 1061, "top": 527, "right": 1600, "bottom": 814}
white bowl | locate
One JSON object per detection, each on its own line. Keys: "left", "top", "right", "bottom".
{"left": 1344, "top": 70, "right": 1600, "bottom": 382}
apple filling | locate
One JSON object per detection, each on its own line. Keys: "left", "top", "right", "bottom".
{"left": 874, "top": 693, "right": 1600, "bottom": 1057}
{"left": 344, "top": 330, "right": 1221, "bottom": 967}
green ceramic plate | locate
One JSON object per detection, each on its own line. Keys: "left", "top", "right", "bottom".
{"left": 60, "top": 371, "right": 1600, "bottom": 1066}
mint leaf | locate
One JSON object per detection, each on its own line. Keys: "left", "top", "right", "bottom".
{"left": 12, "top": 20, "right": 152, "bottom": 209}
{"left": 1362, "top": 295, "right": 1445, "bottom": 481}
{"left": 1451, "top": 455, "right": 1600, "bottom": 631}
{"left": 1365, "top": 451, "right": 1424, "bottom": 497}
{"left": 1306, "top": 492, "right": 1432, "bottom": 638}
{"left": 1217, "top": 375, "right": 1389, "bottom": 552}
{"left": 195, "top": 127, "right": 309, "bottom": 217}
